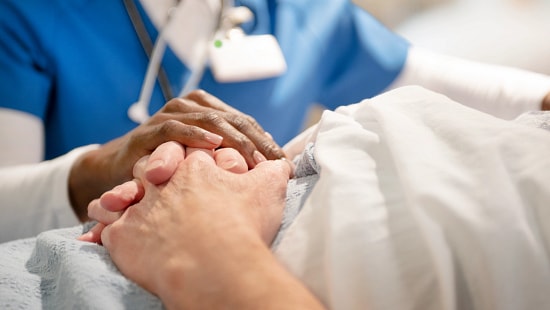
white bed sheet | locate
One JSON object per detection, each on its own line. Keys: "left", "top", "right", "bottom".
{"left": 276, "top": 86, "right": 550, "bottom": 309}
{"left": 1, "top": 86, "right": 550, "bottom": 309}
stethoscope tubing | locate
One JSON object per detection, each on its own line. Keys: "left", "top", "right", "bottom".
{"left": 128, "top": 4, "right": 179, "bottom": 124}
{"left": 128, "top": 0, "right": 236, "bottom": 124}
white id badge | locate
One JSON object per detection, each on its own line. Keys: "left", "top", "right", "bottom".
{"left": 209, "top": 34, "right": 287, "bottom": 83}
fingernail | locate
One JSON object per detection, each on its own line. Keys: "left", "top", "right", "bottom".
{"left": 253, "top": 150, "right": 267, "bottom": 165}
{"left": 147, "top": 159, "right": 165, "bottom": 172}
{"left": 204, "top": 132, "right": 223, "bottom": 145}
{"left": 219, "top": 159, "right": 238, "bottom": 170}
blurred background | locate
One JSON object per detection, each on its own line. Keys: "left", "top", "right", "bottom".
{"left": 304, "top": 0, "right": 550, "bottom": 128}
{"left": 354, "top": 0, "right": 550, "bottom": 75}
{"left": 354, "top": 0, "right": 449, "bottom": 29}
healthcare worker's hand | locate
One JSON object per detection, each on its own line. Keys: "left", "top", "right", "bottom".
{"left": 82, "top": 145, "right": 320, "bottom": 310}
{"left": 69, "top": 90, "right": 286, "bottom": 221}
{"left": 80, "top": 141, "right": 250, "bottom": 243}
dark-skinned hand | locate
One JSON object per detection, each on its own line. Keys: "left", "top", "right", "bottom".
{"left": 69, "top": 90, "right": 286, "bottom": 221}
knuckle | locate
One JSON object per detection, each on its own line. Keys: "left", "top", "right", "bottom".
{"left": 231, "top": 115, "right": 250, "bottom": 131}
{"left": 244, "top": 114, "right": 259, "bottom": 127}
{"left": 164, "top": 98, "right": 183, "bottom": 111}
{"left": 203, "top": 111, "right": 223, "bottom": 125}
{"left": 105, "top": 222, "right": 122, "bottom": 243}
{"left": 158, "top": 119, "right": 181, "bottom": 136}
{"left": 164, "top": 98, "right": 194, "bottom": 113}
{"left": 233, "top": 136, "right": 254, "bottom": 152}
{"left": 185, "top": 89, "right": 208, "bottom": 102}
{"left": 126, "top": 132, "right": 144, "bottom": 150}
{"left": 259, "top": 141, "right": 283, "bottom": 159}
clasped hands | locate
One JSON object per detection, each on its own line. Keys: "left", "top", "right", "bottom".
{"left": 79, "top": 140, "right": 293, "bottom": 304}
{"left": 69, "top": 90, "right": 287, "bottom": 221}
{"left": 80, "top": 141, "right": 292, "bottom": 245}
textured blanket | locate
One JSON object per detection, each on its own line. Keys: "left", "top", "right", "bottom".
{"left": 0, "top": 144, "right": 319, "bottom": 310}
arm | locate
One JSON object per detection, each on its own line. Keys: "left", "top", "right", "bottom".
{"left": 0, "top": 145, "right": 93, "bottom": 243}
{"left": 0, "top": 109, "right": 44, "bottom": 166}
{"left": 391, "top": 46, "right": 550, "bottom": 118}
{"left": 95, "top": 146, "right": 322, "bottom": 309}
{"left": 0, "top": 109, "right": 86, "bottom": 242}
{"left": 157, "top": 229, "right": 324, "bottom": 310}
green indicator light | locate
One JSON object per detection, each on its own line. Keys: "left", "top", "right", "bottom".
{"left": 214, "top": 40, "right": 223, "bottom": 48}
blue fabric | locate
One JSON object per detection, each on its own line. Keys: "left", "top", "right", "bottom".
{"left": 0, "top": 0, "right": 409, "bottom": 159}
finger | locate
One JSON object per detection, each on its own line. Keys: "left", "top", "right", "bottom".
{"left": 175, "top": 111, "right": 275, "bottom": 168}
{"left": 183, "top": 91, "right": 287, "bottom": 162}
{"left": 214, "top": 148, "right": 248, "bottom": 174}
{"left": 185, "top": 89, "right": 244, "bottom": 115}
{"left": 163, "top": 95, "right": 285, "bottom": 165}
{"left": 183, "top": 147, "right": 219, "bottom": 175}
{"left": 88, "top": 196, "right": 123, "bottom": 224}
{"left": 250, "top": 159, "right": 293, "bottom": 182}
{"left": 77, "top": 222, "right": 106, "bottom": 244}
{"left": 164, "top": 111, "right": 257, "bottom": 167}
{"left": 284, "top": 158, "right": 296, "bottom": 179}
{"left": 100, "top": 224, "right": 112, "bottom": 252}
{"left": 185, "top": 147, "right": 215, "bottom": 162}
{"left": 132, "top": 155, "right": 150, "bottom": 180}
{"left": 221, "top": 112, "right": 286, "bottom": 161}
{"left": 99, "top": 179, "right": 145, "bottom": 212}
{"left": 145, "top": 141, "right": 186, "bottom": 184}
{"left": 138, "top": 119, "right": 224, "bottom": 151}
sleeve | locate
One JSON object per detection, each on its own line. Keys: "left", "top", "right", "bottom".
{"left": 0, "top": 0, "right": 53, "bottom": 118}
{"left": 0, "top": 145, "right": 99, "bottom": 243}
{"left": 390, "top": 46, "right": 550, "bottom": 119}
{"left": 0, "top": 108, "right": 44, "bottom": 165}
{"left": 314, "top": 2, "right": 409, "bottom": 109}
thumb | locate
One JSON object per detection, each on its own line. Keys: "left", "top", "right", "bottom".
{"left": 249, "top": 159, "right": 292, "bottom": 184}
{"left": 145, "top": 141, "right": 186, "bottom": 184}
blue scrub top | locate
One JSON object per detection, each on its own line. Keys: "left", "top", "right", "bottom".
{"left": 0, "top": 0, "right": 409, "bottom": 160}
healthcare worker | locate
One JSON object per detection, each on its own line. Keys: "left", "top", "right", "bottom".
{"left": 1, "top": 0, "right": 549, "bottom": 242}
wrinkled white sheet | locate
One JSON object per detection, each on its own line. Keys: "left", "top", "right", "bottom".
{"left": 2, "top": 86, "right": 550, "bottom": 309}
{"left": 276, "top": 86, "right": 550, "bottom": 310}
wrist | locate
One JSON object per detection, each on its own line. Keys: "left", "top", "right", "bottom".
{"left": 157, "top": 233, "right": 324, "bottom": 310}
{"left": 156, "top": 229, "right": 265, "bottom": 309}
{"left": 68, "top": 148, "right": 111, "bottom": 221}
{"left": 542, "top": 92, "right": 550, "bottom": 110}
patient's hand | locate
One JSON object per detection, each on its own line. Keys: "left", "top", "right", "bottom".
{"left": 80, "top": 141, "right": 250, "bottom": 243}
{"left": 94, "top": 145, "right": 293, "bottom": 308}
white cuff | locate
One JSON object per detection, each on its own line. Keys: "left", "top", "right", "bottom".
{"left": 0, "top": 144, "right": 99, "bottom": 242}
{"left": 390, "top": 46, "right": 550, "bottom": 119}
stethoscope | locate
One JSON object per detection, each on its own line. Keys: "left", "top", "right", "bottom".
{"left": 124, "top": 0, "right": 253, "bottom": 124}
